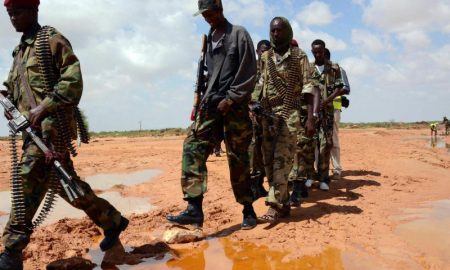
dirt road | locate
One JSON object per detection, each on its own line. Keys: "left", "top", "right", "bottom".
{"left": 0, "top": 128, "right": 449, "bottom": 269}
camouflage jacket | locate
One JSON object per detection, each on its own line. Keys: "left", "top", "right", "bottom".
{"left": 310, "top": 60, "right": 342, "bottom": 111}
{"left": 256, "top": 47, "right": 316, "bottom": 115}
{"left": 3, "top": 24, "right": 82, "bottom": 140}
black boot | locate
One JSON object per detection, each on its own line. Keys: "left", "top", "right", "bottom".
{"left": 241, "top": 203, "right": 257, "bottom": 230}
{"left": 100, "top": 216, "right": 129, "bottom": 251}
{"left": 251, "top": 174, "right": 268, "bottom": 199}
{"left": 166, "top": 196, "right": 204, "bottom": 228}
{"left": 289, "top": 180, "right": 302, "bottom": 207}
{"left": 0, "top": 249, "right": 23, "bottom": 270}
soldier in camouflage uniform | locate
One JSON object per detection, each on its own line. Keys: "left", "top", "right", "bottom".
{"left": 249, "top": 39, "right": 270, "bottom": 199}
{"left": 309, "top": 39, "right": 345, "bottom": 191}
{"left": 0, "top": 1, "right": 128, "bottom": 268}
{"left": 255, "top": 17, "right": 317, "bottom": 223}
{"left": 166, "top": 0, "right": 258, "bottom": 230}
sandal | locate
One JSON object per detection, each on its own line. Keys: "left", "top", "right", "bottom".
{"left": 258, "top": 205, "right": 290, "bottom": 223}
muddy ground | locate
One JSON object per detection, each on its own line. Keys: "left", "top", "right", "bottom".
{"left": 0, "top": 128, "right": 449, "bottom": 269}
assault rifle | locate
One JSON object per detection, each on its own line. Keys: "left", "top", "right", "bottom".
{"left": 191, "top": 34, "right": 208, "bottom": 122}
{"left": 0, "top": 92, "right": 85, "bottom": 202}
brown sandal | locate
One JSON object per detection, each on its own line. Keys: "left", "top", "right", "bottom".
{"left": 258, "top": 206, "right": 290, "bottom": 223}
{"left": 258, "top": 207, "right": 279, "bottom": 223}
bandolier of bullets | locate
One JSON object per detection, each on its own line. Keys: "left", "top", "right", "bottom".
{"left": 9, "top": 131, "right": 26, "bottom": 226}
{"left": 36, "top": 26, "right": 78, "bottom": 157}
{"left": 265, "top": 47, "right": 301, "bottom": 122}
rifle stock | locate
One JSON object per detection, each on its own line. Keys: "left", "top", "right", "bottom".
{"left": 191, "top": 34, "right": 208, "bottom": 122}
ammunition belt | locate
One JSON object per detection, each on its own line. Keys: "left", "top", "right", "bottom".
{"left": 266, "top": 47, "right": 301, "bottom": 120}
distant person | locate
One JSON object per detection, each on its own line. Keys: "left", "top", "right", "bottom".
{"left": 249, "top": 39, "right": 270, "bottom": 199}
{"left": 307, "top": 39, "right": 346, "bottom": 191}
{"left": 442, "top": 116, "right": 449, "bottom": 135}
{"left": 255, "top": 17, "right": 316, "bottom": 223}
{"left": 430, "top": 122, "right": 438, "bottom": 137}
{"left": 167, "top": 0, "right": 258, "bottom": 230}
{"left": 0, "top": 0, "right": 128, "bottom": 268}
{"left": 325, "top": 48, "right": 350, "bottom": 180}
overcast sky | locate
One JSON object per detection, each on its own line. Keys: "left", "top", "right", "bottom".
{"left": 0, "top": 0, "right": 449, "bottom": 135}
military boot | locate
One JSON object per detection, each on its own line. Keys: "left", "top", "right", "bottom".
{"left": 100, "top": 216, "right": 129, "bottom": 251}
{"left": 241, "top": 203, "right": 257, "bottom": 230}
{"left": 251, "top": 173, "right": 268, "bottom": 199}
{"left": 289, "top": 180, "right": 303, "bottom": 207}
{"left": 166, "top": 195, "right": 204, "bottom": 228}
{"left": 0, "top": 249, "right": 23, "bottom": 270}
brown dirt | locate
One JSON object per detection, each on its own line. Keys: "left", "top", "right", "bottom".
{"left": 0, "top": 128, "right": 449, "bottom": 269}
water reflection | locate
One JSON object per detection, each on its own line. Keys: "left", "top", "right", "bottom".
{"left": 90, "top": 237, "right": 345, "bottom": 270}
{"left": 394, "top": 199, "right": 450, "bottom": 268}
{"left": 85, "top": 169, "right": 160, "bottom": 190}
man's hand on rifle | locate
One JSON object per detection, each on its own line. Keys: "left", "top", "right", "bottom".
{"left": 29, "top": 104, "right": 49, "bottom": 129}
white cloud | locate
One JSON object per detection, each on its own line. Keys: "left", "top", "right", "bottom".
{"left": 362, "top": 0, "right": 450, "bottom": 33}
{"left": 291, "top": 21, "right": 347, "bottom": 51}
{"left": 296, "top": 1, "right": 339, "bottom": 26}
{"left": 351, "top": 29, "right": 386, "bottom": 54}
{"left": 225, "top": 0, "right": 266, "bottom": 27}
{"left": 397, "top": 30, "right": 431, "bottom": 51}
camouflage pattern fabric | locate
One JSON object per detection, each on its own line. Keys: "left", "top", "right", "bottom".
{"left": 248, "top": 118, "right": 265, "bottom": 182}
{"left": 257, "top": 47, "right": 316, "bottom": 208}
{"left": 289, "top": 104, "right": 315, "bottom": 181}
{"left": 2, "top": 142, "right": 122, "bottom": 251}
{"left": 310, "top": 60, "right": 342, "bottom": 182}
{"left": 3, "top": 24, "right": 82, "bottom": 141}
{"left": 2, "top": 24, "right": 122, "bottom": 251}
{"left": 181, "top": 106, "right": 254, "bottom": 204}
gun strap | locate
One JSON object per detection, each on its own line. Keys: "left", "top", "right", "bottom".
{"left": 16, "top": 49, "right": 37, "bottom": 109}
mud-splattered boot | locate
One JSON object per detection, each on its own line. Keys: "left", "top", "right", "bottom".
{"left": 0, "top": 249, "right": 23, "bottom": 270}
{"left": 100, "top": 216, "right": 129, "bottom": 251}
{"left": 166, "top": 195, "right": 204, "bottom": 228}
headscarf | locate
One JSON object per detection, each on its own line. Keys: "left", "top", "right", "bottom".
{"left": 269, "top": 16, "right": 293, "bottom": 50}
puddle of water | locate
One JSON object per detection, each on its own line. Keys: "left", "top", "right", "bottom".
{"left": 85, "top": 169, "right": 160, "bottom": 190}
{"left": 393, "top": 199, "right": 450, "bottom": 268}
{"left": 87, "top": 238, "right": 346, "bottom": 270}
{"left": 0, "top": 191, "right": 153, "bottom": 232}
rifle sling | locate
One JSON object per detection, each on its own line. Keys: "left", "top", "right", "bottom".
{"left": 16, "top": 49, "right": 38, "bottom": 109}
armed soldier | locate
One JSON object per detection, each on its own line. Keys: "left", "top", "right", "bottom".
{"left": 442, "top": 116, "right": 449, "bottom": 135}
{"left": 249, "top": 39, "right": 270, "bottom": 199}
{"left": 255, "top": 17, "right": 317, "bottom": 223}
{"left": 0, "top": 1, "right": 128, "bottom": 269}
{"left": 306, "top": 39, "right": 345, "bottom": 191}
{"left": 167, "top": 0, "right": 258, "bottom": 230}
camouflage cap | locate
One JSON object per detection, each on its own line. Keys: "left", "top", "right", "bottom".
{"left": 193, "top": 0, "right": 222, "bottom": 16}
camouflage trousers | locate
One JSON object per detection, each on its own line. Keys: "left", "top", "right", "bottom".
{"left": 249, "top": 118, "right": 265, "bottom": 181}
{"left": 289, "top": 106, "right": 315, "bottom": 181}
{"left": 181, "top": 105, "right": 254, "bottom": 204}
{"left": 261, "top": 111, "right": 299, "bottom": 208}
{"left": 2, "top": 140, "right": 122, "bottom": 251}
{"left": 317, "top": 109, "right": 334, "bottom": 182}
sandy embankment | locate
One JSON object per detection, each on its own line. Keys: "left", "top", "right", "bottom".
{"left": 0, "top": 128, "right": 448, "bottom": 269}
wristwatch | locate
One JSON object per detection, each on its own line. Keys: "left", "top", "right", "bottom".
{"left": 313, "top": 112, "right": 319, "bottom": 118}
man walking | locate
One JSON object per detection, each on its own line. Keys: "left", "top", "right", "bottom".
{"left": 167, "top": 0, "right": 258, "bottom": 230}
{"left": 256, "top": 17, "right": 316, "bottom": 222}
{"left": 0, "top": 1, "right": 128, "bottom": 269}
